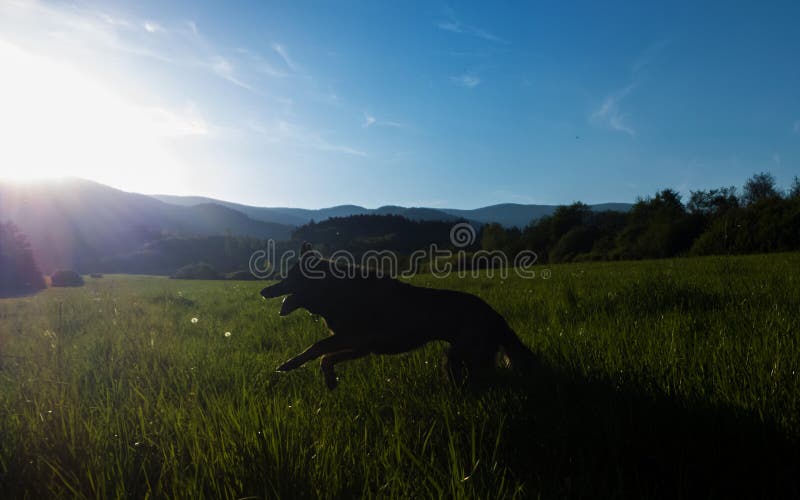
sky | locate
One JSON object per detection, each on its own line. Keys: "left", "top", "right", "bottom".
{"left": 0, "top": 0, "right": 798, "bottom": 209}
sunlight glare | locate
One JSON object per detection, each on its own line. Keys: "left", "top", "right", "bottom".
{"left": 0, "top": 40, "right": 188, "bottom": 191}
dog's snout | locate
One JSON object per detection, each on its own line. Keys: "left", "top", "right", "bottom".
{"left": 260, "top": 281, "right": 287, "bottom": 299}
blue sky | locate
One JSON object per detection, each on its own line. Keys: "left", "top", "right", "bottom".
{"left": 1, "top": 1, "right": 798, "bottom": 208}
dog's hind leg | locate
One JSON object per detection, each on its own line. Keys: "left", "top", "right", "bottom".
{"left": 320, "top": 349, "right": 369, "bottom": 390}
{"left": 444, "top": 344, "right": 469, "bottom": 384}
{"left": 277, "top": 335, "right": 351, "bottom": 372}
{"left": 445, "top": 341, "right": 499, "bottom": 385}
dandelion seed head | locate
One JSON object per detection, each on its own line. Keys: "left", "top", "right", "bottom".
{"left": 224, "top": 331, "right": 232, "bottom": 338}
{"left": 191, "top": 317, "right": 198, "bottom": 324}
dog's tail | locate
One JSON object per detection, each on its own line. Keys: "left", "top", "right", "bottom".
{"left": 499, "top": 324, "right": 540, "bottom": 371}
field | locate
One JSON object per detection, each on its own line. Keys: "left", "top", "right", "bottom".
{"left": 1, "top": 254, "right": 799, "bottom": 498}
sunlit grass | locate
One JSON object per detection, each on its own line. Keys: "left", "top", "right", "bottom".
{"left": 1, "top": 254, "right": 798, "bottom": 498}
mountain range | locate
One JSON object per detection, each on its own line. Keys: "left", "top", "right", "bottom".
{"left": 152, "top": 194, "right": 631, "bottom": 228}
{"left": 0, "top": 178, "right": 631, "bottom": 272}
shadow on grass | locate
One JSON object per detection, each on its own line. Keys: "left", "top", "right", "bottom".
{"left": 489, "top": 361, "right": 799, "bottom": 499}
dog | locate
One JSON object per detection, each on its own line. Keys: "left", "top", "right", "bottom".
{"left": 260, "top": 243, "right": 538, "bottom": 389}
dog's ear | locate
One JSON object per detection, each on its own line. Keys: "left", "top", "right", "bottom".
{"left": 300, "top": 241, "right": 312, "bottom": 256}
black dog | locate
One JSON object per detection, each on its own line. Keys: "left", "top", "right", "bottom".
{"left": 261, "top": 244, "right": 537, "bottom": 389}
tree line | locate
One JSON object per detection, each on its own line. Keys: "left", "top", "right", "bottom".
{"left": 2, "top": 171, "right": 798, "bottom": 293}
{"left": 481, "top": 172, "right": 800, "bottom": 262}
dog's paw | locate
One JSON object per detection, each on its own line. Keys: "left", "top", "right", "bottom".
{"left": 321, "top": 365, "right": 338, "bottom": 389}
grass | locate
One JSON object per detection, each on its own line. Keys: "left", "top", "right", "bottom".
{"left": 1, "top": 253, "right": 799, "bottom": 498}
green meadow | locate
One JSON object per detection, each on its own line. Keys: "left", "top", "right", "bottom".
{"left": 1, "top": 254, "right": 799, "bottom": 498}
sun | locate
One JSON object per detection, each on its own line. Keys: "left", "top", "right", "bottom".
{"left": 0, "top": 40, "right": 186, "bottom": 191}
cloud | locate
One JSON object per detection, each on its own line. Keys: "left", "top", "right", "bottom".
{"left": 143, "top": 103, "right": 215, "bottom": 137}
{"left": 794, "top": 121, "right": 800, "bottom": 134}
{"left": 0, "top": 1, "right": 264, "bottom": 91}
{"left": 591, "top": 83, "right": 637, "bottom": 136}
{"left": 362, "top": 112, "right": 405, "bottom": 128}
{"left": 208, "top": 56, "right": 252, "bottom": 90}
{"left": 772, "top": 152, "right": 781, "bottom": 165}
{"left": 451, "top": 74, "right": 481, "bottom": 88}
{"left": 143, "top": 21, "right": 164, "bottom": 33}
{"left": 310, "top": 89, "right": 342, "bottom": 106}
{"left": 250, "top": 120, "right": 366, "bottom": 157}
{"left": 632, "top": 39, "right": 670, "bottom": 73}
{"left": 588, "top": 40, "right": 671, "bottom": 137}
{"left": 236, "top": 48, "right": 290, "bottom": 78}
{"left": 98, "top": 13, "right": 134, "bottom": 29}
{"left": 437, "top": 8, "right": 508, "bottom": 44}
{"left": 271, "top": 43, "right": 301, "bottom": 73}
{"left": 185, "top": 20, "right": 198, "bottom": 36}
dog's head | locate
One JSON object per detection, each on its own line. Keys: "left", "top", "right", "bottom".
{"left": 260, "top": 242, "right": 330, "bottom": 316}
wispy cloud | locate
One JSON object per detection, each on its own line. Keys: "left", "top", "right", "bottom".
{"left": 772, "top": 152, "right": 781, "bottom": 165}
{"left": 143, "top": 20, "right": 164, "bottom": 33}
{"left": 185, "top": 20, "right": 199, "bottom": 36}
{"left": 451, "top": 74, "right": 481, "bottom": 88}
{"left": 144, "top": 103, "right": 215, "bottom": 137}
{"left": 589, "top": 41, "right": 672, "bottom": 137}
{"left": 208, "top": 56, "right": 252, "bottom": 90}
{"left": 249, "top": 120, "right": 366, "bottom": 157}
{"left": 632, "top": 39, "right": 670, "bottom": 73}
{"left": 793, "top": 121, "right": 800, "bottom": 134}
{"left": 310, "top": 88, "right": 342, "bottom": 107}
{"left": 437, "top": 8, "right": 508, "bottom": 44}
{"left": 591, "top": 83, "right": 637, "bottom": 136}
{"left": 0, "top": 0, "right": 274, "bottom": 91}
{"left": 236, "top": 47, "right": 289, "bottom": 78}
{"left": 362, "top": 112, "right": 405, "bottom": 128}
{"left": 271, "top": 43, "right": 301, "bottom": 73}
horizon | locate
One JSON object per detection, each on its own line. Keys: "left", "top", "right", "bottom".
{"left": 2, "top": 175, "right": 637, "bottom": 211}
{"left": 0, "top": 176, "right": 764, "bottom": 211}
{"left": 1, "top": 1, "right": 799, "bottom": 208}
{"left": 1, "top": 172, "right": 790, "bottom": 213}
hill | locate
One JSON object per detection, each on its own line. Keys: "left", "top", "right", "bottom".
{"left": 440, "top": 202, "right": 632, "bottom": 227}
{"left": 152, "top": 194, "right": 632, "bottom": 228}
{"left": 0, "top": 178, "right": 292, "bottom": 272}
{"left": 292, "top": 214, "right": 470, "bottom": 255}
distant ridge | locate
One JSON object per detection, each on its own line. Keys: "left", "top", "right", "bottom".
{"left": 152, "top": 195, "right": 633, "bottom": 228}
{"left": 0, "top": 178, "right": 293, "bottom": 272}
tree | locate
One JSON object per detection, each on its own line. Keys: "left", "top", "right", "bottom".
{"left": 480, "top": 223, "right": 507, "bottom": 252}
{"left": 0, "top": 222, "right": 46, "bottom": 297}
{"left": 171, "top": 262, "right": 222, "bottom": 280}
{"left": 549, "top": 226, "right": 599, "bottom": 262}
{"left": 742, "top": 172, "right": 779, "bottom": 205}
{"left": 549, "top": 202, "right": 591, "bottom": 241}
{"left": 688, "top": 187, "right": 739, "bottom": 215}
{"left": 789, "top": 176, "right": 800, "bottom": 200}
{"left": 615, "top": 189, "right": 697, "bottom": 259}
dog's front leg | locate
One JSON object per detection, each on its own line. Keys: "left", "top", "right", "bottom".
{"left": 320, "top": 349, "right": 369, "bottom": 390}
{"left": 277, "top": 335, "right": 350, "bottom": 372}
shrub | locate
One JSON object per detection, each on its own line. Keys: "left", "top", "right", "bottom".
{"left": 226, "top": 270, "right": 259, "bottom": 281}
{"left": 171, "top": 262, "right": 221, "bottom": 280}
{"left": 50, "top": 270, "right": 84, "bottom": 287}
